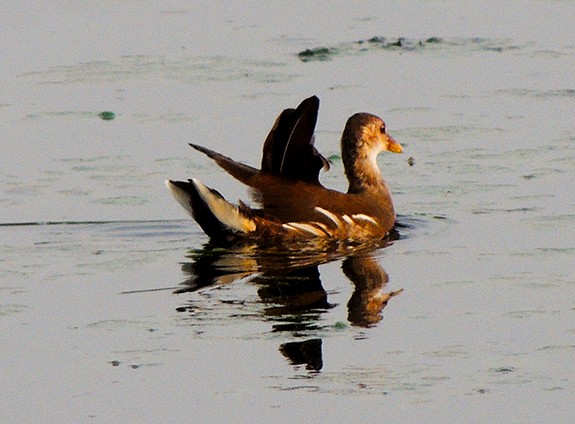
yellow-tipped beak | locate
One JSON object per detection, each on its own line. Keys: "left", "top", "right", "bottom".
{"left": 386, "top": 135, "right": 403, "bottom": 153}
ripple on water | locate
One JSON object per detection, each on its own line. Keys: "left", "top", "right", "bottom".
{"left": 0, "top": 221, "right": 192, "bottom": 286}
{"left": 524, "top": 214, "right": 575, "bottom": 230}
{"left": 93, "top": 196, "right": 152, "bottom": 206}
{"left": 496, "top": 88, "right": 575, "bottom": 99}
{"left": 0, "top": 303, "right": 28, "bottom": 317}
{"left": 21, "top": 55, "right": 298, "bottom": 85}
{"left": 273, "top": 361, "right": 454, "bottom": 400}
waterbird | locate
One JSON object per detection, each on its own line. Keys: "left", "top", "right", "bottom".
{"left": 166, "top": 96, "right": 402, "bottom": 243}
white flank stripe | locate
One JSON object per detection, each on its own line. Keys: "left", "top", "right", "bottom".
{"left": 351, "top": 214, "right": 378, "bottom": 225}
{"left": 284, "top": 222, "right": 327, "bottom": 236}
{"left": 342, "top": 215, "right": 353, "bottom": 225}
{"left": 314, "top": 207, "right": 341, "bottom": 226}
{"left": 314, "top": 222, "right": 332, "bottom": 235}
{"left": 282, "top": 223, "right": 297, "bottom": 232}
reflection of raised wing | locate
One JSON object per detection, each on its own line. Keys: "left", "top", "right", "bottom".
{"left": 253, "top": 265, "right": 333, "bottom": 319}
{"left": 279, "top": 339, "right": 323, "bottom": 371}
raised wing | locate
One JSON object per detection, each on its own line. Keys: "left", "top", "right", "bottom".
{"left": 260, "top": 95, "right": 329, "bottom": 185}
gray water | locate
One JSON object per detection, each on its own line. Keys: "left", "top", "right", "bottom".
{"left": 2, "top": 1, "right": 574, "bottom": 423}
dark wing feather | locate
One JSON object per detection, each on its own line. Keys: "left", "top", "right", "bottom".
{"left": 261, "top": 107, "right": 297, "bottom": 172}
{"left": 261, "top": 95, "right": 329, "bottom": 185}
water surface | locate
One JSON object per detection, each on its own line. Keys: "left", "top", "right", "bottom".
{"left": 2, "top": 1, "right": 574, "bottom": 423}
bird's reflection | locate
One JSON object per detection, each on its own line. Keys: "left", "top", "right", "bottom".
{"left": 279, "top": 338, "right": 323, "bottom": 372}
{"left": 175, "top": 237, "right": 402, "bottom": 371}
{"left": 343, "top": 255, "right": 402, "bottom": 327}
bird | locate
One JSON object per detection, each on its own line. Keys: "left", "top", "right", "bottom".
{"left": 166, "top": 95, "right": 402, "bottom": 243}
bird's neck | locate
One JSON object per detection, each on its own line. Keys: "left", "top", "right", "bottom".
{"left": 343, "top": 147, "right": 389, "bottom": 195}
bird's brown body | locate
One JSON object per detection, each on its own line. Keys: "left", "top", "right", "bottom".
{"left": 167, "top": 96, "right": 402, "bottom": 243}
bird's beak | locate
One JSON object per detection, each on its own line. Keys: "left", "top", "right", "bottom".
{"left": 386, "top": 134, "right": 403, "bottom": 153}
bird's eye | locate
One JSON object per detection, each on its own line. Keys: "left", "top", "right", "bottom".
{"left": 379, "top": 124, "right": 386, "bottom": 134}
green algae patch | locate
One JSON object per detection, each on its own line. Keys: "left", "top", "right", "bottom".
{"left": 333, "top": 321, "right": 348, "bottom": 329}
{"left": 98, "top": 111, "right": 116, "bottom": 121}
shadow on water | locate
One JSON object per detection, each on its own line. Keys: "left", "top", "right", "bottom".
{"left": 172, "top": 226, "right": 412, "bottom": 372}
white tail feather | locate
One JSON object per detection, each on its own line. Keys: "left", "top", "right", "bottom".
{"left": 191, "top": 179, "right": 256, "bottom": 233}
{"left": 166, "top": 179, "right": 256, "bottom": 233}
{"left": 165, "top": 180, "right": 194, "bottom": 216}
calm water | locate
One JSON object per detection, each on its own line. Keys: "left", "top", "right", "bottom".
{"left": 2, "top": 1, "right": 574, "bottom": 422}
